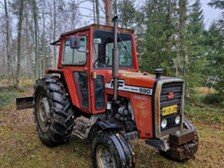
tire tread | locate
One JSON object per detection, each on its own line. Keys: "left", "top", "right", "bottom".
{"left": 34, "top": 76, "right": 74, "bottom": 147}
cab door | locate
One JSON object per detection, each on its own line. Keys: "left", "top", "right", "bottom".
{"left": 89, "top": 30, "right": 107, "bottom": 114}
{"left": 61, "top": 30, "right": 91, "bottom": 113}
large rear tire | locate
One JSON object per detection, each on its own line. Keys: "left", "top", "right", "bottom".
{"left": 34, "top": 76, "right": 74, "bottom": 146}
{"left": 91, "top": 132, "right": 135, "bottom": 168}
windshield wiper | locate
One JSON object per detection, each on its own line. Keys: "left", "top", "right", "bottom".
{"left": 118, "top": 35, "right": 132, "bottom": 58}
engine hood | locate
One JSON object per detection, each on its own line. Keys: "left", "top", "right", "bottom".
{"left": 104, "top": 70, "right": 176, "bottom": 96}
{"left": 105, "top": 70, "right": 172, "bottom": 88}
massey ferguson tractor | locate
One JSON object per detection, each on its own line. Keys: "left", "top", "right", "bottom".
{"left": 17, "top": 17, "right": 198, "bottom": 167}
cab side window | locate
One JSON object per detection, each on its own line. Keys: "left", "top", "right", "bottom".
{"left": 62, "top": 37, "right": 87, "bottom": 65}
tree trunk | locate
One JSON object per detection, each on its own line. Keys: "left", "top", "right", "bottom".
{"left": 4, "top": 0, "right": 13, "bottom": 85}
{"left": 105, "top": 0, "right": 112, "bottom": 25}
{"left": 93, "top": 0, "right": 96, "bottom": 23}
{"left": 95, "top": 0, "right": 100, "bottom": 24}
{"left": 178, "top": 0, "right": 188, "bottom": 76}
{"left": 41, "top": 1, "right": 46, "bottom": 76}
{"left": 114, "top": 0, "right": 118, "bottom": 15}
{"left": 178, "top": 0, "right": 189, "bottom": 98}
{"left": 31, "top": 0, "right": 39, "bottom": 78}
{"left": 15, "top": 0, "right": 24, "bottom": 87}
{"left": 26, "top": 7, "right": 36, "bottom": 81}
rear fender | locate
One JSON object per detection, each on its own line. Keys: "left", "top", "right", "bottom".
{"left": 46, "top": 69, "right": 80, "bottom": 108}
{"left": 45, "top": 69, "right": 63, "bottom": 75}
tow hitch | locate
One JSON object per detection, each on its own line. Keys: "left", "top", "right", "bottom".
{"left": 16, "top": 96, "right": 33, "bottom": 110}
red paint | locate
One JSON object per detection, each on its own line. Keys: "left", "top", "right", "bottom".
{"left": 131, "top": 95, "right": 153, "bottom": 138}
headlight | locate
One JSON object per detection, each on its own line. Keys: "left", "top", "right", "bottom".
{"left": 175, "top": 115, "right": 181, "bottom": 125}
{"left": 161, "top": 119, "right": 168, "bottom": 129}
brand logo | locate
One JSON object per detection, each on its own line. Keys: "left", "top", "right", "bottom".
{"left": 105, "top": 80, "right": 153, "bottom": 96}
{"left": 139, "top": 88, "right": 152, "bottom": 95}
{"left": 167, "top": 92, "right": 174, "bottom": 99}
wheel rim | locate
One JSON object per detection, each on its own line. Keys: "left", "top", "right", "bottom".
{"left": 96, "top": 145, "right": 116, "bottom": 168}
{"left": 37, "top": 95, "right": 51, "bottom": 132}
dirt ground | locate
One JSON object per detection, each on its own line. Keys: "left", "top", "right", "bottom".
{"left": 0, "top": 89, "right": 224, "bottom": 168}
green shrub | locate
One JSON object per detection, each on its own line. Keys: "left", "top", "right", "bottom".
{"left": 202, "top": 93, "right": 224, "bottom": 106}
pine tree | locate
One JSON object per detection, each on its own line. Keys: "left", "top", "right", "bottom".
{"left": 187, "top": 0, "right": 204, "bottom": 60}
{"left": 117, "top": 0, "right": 136, "bottom": 28}
{"left": 142, "top": 0, "right": 207, "bottom": 100}
{"left": 185, "top": 0, "right": 205, "bottom": 99}
{"left": 208, "top": 0, "right": 224, "bottom": 10}
{"left": 206, "top": 0, "right": 224, "bottom": 98}
{"left": 177, "top": 0, "right": 188, "bottom": 77}
{"left": 141, "top": 0, "right": 177, "bottom": 75}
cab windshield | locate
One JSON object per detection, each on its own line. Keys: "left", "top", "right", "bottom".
{"left": 93, "top": 30, "right": 133, "bottom": 68}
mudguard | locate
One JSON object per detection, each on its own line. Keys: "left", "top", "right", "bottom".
{"left": 46, "top": 69, "right": 80, "bottom": 109}
{"left": 95, "top": 121, "right": 121, "bottom": 131}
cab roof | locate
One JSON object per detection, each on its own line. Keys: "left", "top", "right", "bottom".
{"left": 61, "top": 24, "right": 134, "bottom": 37}
{"left": 51, "top": 24, "right": 135, "bottom": 46}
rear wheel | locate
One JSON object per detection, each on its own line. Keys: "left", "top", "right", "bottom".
{"left": 34, "top": 76, "right": 74, "bottom": 146}
{"left": 91, "top": 132, "right": 135, "bottom": 168}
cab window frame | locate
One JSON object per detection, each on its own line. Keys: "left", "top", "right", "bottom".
{"left": 93, "top": 30, "right": 133, "bottom": 69}
{"left": 62, "top": 36, "right": 87, "bottom": 66}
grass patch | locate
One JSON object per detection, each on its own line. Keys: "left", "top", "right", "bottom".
{"left": 185, "top": 104, "right": 224, "bottom": 125}
{"left": 0, "top": 84, "right": 33, "bottom": 108}
{"left": 185, "top": 87, "right": 224, "bottom": 125}
{"left": 0, "top": 87, "right": 20, "bottom": 108}
{"left": 19, "top": 79, "right": 34, "bottom": 88}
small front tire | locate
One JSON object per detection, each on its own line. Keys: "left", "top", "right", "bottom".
{"left": 91, "top": 132, "right": 134, "bottom": 168}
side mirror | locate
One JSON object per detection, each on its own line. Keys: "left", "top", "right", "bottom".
{"left": 69, "top": 36, "right": 80, "bottom": 49}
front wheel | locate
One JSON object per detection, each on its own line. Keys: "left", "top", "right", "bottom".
{"left": 91, "top": 132, "right": 135, "bottom": 168}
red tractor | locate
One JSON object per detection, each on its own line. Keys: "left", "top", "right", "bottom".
{"left": 17, "top": 17, "right": 198, "bottom": 167}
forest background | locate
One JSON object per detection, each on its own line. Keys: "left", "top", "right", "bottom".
{"left": 0, "top": 0, "right": 224, "bottom": 167}
{"left": 0, "top": 0, "right": 223, "bottom": 106}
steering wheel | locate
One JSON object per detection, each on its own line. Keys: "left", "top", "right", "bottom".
{"left": 94, "top": 56, "right": 110, "bottom": 68}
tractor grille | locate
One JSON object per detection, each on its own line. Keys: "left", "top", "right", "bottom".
{"left": 160, "top": 82, "right": 183, "bottom": 109}
{"left": 160, "top": 82, "right": 183, "bottom": 130}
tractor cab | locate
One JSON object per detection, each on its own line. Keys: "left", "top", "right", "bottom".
{"left": 56, "top": 24, "right": 138, "bottom": 71}
{"left": 50, "top": 24, "right": 140, "bottom": 115}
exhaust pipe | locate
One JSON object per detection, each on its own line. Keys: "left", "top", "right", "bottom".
{"left": 112, "top": 16, "right": 119, "bottom": 101}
